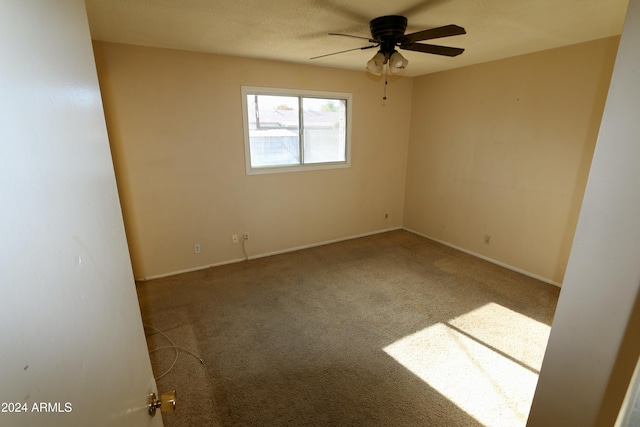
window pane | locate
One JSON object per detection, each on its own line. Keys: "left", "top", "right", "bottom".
{"left": 302, "top": 98, "right": 346, "bottom": 164}
{"left": 246, "top": 94, "right": 300, "bottom": 167}
{"left": 242, "top": 87, "right": 351, "bottom": 175}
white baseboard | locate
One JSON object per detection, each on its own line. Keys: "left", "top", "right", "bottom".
{"left": 402, "top": 227, "right": 562, "bottom": 288}
{"left": 138, "top": 258, "right": 247, "bottom": 281}
{"left": 138, "top": 227, "right": 403, "bottom": 281}
{"left": 139, "top": 226, "right": 562, "bottom": 287}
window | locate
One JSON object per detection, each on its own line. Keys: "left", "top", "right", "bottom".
{"left": 241, "top": 86, "right": 352, "bottom": 174}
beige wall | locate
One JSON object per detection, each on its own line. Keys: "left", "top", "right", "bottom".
{"left": 403, "top": 37, "right": 619, "bottom": 285}
{"left": 93, "top": 42, "right": 412, "bottom": 279}
{"left": 94, "top": 37, "right": 619, "bottom": 284}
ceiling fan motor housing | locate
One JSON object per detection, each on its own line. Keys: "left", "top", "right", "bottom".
{"left": 370, "top": 15, "right": 407, "bottom": 55}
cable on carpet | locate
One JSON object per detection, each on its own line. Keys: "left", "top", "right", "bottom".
{"left": 241, "top": 235, "right": 249, "bottom": 261}
{"left": 143, "top": 323, "right": 204, "bottom": 380}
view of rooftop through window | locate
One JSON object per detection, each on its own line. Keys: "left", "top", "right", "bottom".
{"left": 245, "top": 93, "right": 348, "bottom": 169}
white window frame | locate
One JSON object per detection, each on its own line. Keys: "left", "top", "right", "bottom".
{"left": 241, "top": 86, "right": 352, "bottom": 175}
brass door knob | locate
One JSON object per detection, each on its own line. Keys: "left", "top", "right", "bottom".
{"left": 148, "top": 390, "right": 177, "bottom": 417}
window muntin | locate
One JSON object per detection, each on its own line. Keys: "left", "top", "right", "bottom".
{"left": 242, "top": 87, "right": 351, "bottom": 174}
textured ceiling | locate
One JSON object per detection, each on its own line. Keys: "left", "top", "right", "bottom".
{"left": 85, "top": 0, "right": 629, "bottom": 77}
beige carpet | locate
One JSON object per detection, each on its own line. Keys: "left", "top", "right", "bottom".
{"left": 136, "top": 230, "right": 559, "bottom": 426}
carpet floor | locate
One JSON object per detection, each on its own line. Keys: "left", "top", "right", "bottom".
{"left": 137, "top": 230, "right": 559, "bottom": 426}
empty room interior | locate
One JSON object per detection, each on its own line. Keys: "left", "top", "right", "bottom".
{"left": 83, "top": 0, "right": 639, "bottom": 425}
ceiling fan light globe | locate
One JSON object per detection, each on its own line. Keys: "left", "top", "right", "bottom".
{"left": 366, "top": 52, "right": 386, "bottom": 75}
{"left": 389, "top": 51, "right": 408, "bottom": 73}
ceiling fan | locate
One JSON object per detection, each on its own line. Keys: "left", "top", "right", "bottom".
{"left": 312, "top": 15, "right": 466, "bottom": 75}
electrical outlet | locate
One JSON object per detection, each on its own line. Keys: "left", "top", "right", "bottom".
{"left": 243, "top": 232, "right": 249, "bottom": 241}
{"left": 484, "top": 235, "right": 491, "bottom": 245}
{"left": 194, "top": 244, "right": 201, "bottom": 254}
{"left": 232, "top": 234, "right": 238, "bottom": 243}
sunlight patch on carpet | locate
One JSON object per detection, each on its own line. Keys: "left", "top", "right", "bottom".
{"left": 383, "top": 303, "right": 551, "bottom": 427}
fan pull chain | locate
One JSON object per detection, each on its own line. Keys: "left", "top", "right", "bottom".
{"left": 383, "top": 65, "right": 388, "bottom": 100}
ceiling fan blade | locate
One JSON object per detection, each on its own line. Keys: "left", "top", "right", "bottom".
{"left": 401, "top": 24, "right": 466, "bottom": 43}
{"left": 400, "top": 43, "right": 464, "bottom": 57}
{"left": 310, "top": 44, "right": 377, "bottom": 60}
{"left": 329, "top": 32, "right": 382, "bottom": 43}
